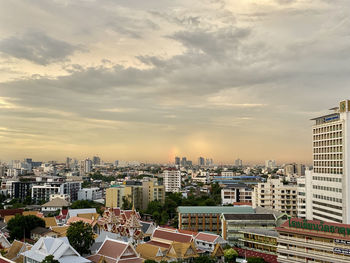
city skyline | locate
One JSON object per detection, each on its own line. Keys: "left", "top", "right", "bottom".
{"left": 1, "top": 0, "right": 349, "bottom": 163}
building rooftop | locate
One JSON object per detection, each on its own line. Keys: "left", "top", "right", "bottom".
{"left": 177, "top": 206, "right": 255, "bottom": 214}
{"left": 223, "top": 213, "right": 276, "bottom": 221}
{"left": 240, "top": 228, "right": 279, "bottom": 237}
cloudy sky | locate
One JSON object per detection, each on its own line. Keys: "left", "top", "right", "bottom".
{"left": 0, "top": 0, "right": 349, "bottom": 164}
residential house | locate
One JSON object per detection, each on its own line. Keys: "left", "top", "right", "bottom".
{"left": 30, "top": 227, "right": 58, "bottom": 241}
{"left": 5, "top": 240, "right": 32, "bottom": 263}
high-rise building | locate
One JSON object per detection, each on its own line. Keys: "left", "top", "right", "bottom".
{"left": 80, "top": 158, "right": 92, "bottom": 175}
{"left": 265, "top": 160, "right": 276, "bottom": 169}
{"left": 181, "top": 157, "right": 187, "bottom": 166}
{"left": 92, "top": 156, "right": 101, "bottom": 166}
{"left": 163, "top": 169, "right": 181, "bottom": 192}
{"left": 65, "top": 157, "right": 71, "bottom": 169}
{"left": 305, "top": 100, "right": 350, "bottom": 223}
{"left": 198, "top": 157, "right": 205, "bottom": 166}
{"left": 234, "top": 159, "right": 243, "bottom": 167}
{"left": 175, "top": 156, "right": 180, "bottom": 166}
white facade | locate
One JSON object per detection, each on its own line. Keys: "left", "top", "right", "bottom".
{"left": 306, "top": 100, "right": 350, "bottom": 223}
{"left": 221, "top": 185, "right": 252, "bottom": 205}
{"left": 252, "top": 178, "right": 298, "bottom": 216}
{"left": 265, "top": 160, "right": 276, "bottom": 169}
{"left": 78, "top": 188, "right": 102, "bottom": 201}
{"left": 163, "top": 169, "right": 181, "bottom": 192}
{"left": 31, "top": 185, "right": 60, "bottom": 204}
{"left": 296, "top": 177, "right": 306, "bottom": 218}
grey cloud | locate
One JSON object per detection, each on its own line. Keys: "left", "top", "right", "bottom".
{"left": 0, "top": 31, "right": 81, "bottom": 65}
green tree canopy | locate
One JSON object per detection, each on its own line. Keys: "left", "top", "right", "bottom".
{"left": 41, "top": 255, "right": 59, "bottom": 263}
{"left": 193, "top": 255, "right": 215, "bottom": 263}
{"left": 7, "top": 214, "right": 45, "bottom": 240}
{"left": 247, "top": 257, "right": 267, "bottom": 263}
{"left": 224, "top": 248, "right": 238, "bottom": 263}
{"left": 70, "top": 200, "right": 104, "bottom": 215}
{"left": 67, "top": 221, "right": 94, "bottom": 255}
{"left": 144, "top": 260, "right": 157, "bottom": 263}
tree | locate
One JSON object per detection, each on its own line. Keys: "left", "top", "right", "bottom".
{"left": 67, "top": 221, "right": 94, "bottom": 255}
{"left": 247, "top": 257, "right": 267, "bottom": 263}
{"left": 144, "top": 260, "right": 157, "bottom": 263}
{"left": 41, "top": 255, "right": 59, "bottom": 263}
{"left": 193, "top": 255, "right": 215, "bottom": 263}
{"left": 122, "top": 196, "right": 132, "bottom": 210}
{"left": 224, "top": 248, "right": 238, "bottom": 263}
{"left": 7, "top": 215, "right": 45, "bottom": 240}
{"left": 70, "top": 200, "right": 104, "bottom": 215}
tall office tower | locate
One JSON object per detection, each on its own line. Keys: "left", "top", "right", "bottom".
{"left": 265, "top": 160, "right": 276, "bottom": 169}
{"left": 296, "top": 164, "right": 306, "bottom": 176}
{"left": 66, "top": 157, "right": 71, "bottom": 169}
{"left": 198, "top": 157, "right": 205, "bottom": 166}
{"left": 307, "top": 100, "right": 350, "bottom": 223}
{"left": 181, "top": 157, "right": 187, "bottom": 166}
{"left": 174, "top": 156, "right": 180, "bottom": 166}
{"left": 92, "top": 156, "right": 101, "bottom": 166}
{"left": 234, "top": 158, "right": 242, "bottom": 167}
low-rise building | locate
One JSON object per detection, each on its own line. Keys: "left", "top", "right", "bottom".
{"left": 221, "top": 184, "right": 252, "bottom": 205}
{"left": 277, "top": 218, "right": 350, "bottom": 263}
{"left": 221, "top": 213, "right": 277, "bottom": 245}
{"left": 178, "top": 206, "right": 255, "bottom": 234}
{"left": 239, "top": 229, "right": 278, "bottom": 263}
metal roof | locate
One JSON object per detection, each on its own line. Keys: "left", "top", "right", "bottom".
{"left": 177, "top": 206, "right": 254, "bottom": 214}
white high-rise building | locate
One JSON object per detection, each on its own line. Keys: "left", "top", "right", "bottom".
{"left": 306, "top": 100, "right": 350, "bottom": 223}
{"left": 265, "top": 160, "right": 276, "bottom": 169}
{"left": 163, "top": 169, "right": 181, "bottom": 192}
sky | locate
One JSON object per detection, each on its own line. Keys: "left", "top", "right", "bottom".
{"left": 0, "top": 0, "right": 349, "bottom": 164}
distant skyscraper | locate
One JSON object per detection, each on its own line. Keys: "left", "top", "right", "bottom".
{"left": 265, "top": 160, "right": 276, "bottom": 169}
{"left": 234, "top": 159, "right": 242, "bottom": 167}
{"left": 114, "top": 160, "right": 119, "bottom": 167}
{"left": 175, "top": 156, "right": 180, "bottom": 166}
{"left": 92, "top": 156, "right": 101, "bottom": 166}
{"left": 80, "top": 158, "right": 92, "bottom": 175}
{"left": 198, "top": 157, "right": 205, "bottom": 166}
{"left": 66, "top": 157, "right": 71, "bottom": 169}
{"left": 305, "top": 100, "right": 350, "bottom": 223}
{"left": 181, "top": 157, "right": 187, "bottom": 166}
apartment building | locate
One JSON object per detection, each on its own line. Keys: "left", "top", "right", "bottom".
{"left": 106, "top": 179, "right": 165, "bottom": 210}
{"left": 32, "top": 185, "right": 60, "bottom": 204}
{"left": 296, "top": 177, "right": 306, "bottom": 219}
{"left": 78, "top": 188, "right": 102, "bottom": 201}
{"left": 252, "top": 178, "right": 298, "bottom": 216}
{"left": 163, "top": 169, "right": 181, "bottom": 192}
{"left": 221, "top": 184, "right": 252, "bottom": 205}
{"left": 306, "top": 100, "right": 350, "bottom": 223}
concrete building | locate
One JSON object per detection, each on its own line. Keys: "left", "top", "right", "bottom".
{"left": 306, "top": 100, "right": 350, "bottom": 223}
{"left": 32, "top": 185, "right": 60, "bottom": 204}
{"left": 78, "top": 188, "right": 102, "bottom": 201}
{"left": 221, "top": 184, "right": 252, "bottom": 205}
{"left": 60, "top": 182, "right": 81, "bottom": 202}
{"left": 296, "top": 177, "right": 306, "bottom": 219}
{"left": 11, "top": 181, "right": 33, "bottom": 201}
{"left": 221, "top": 213, "right": 277, "bottom": 246}
{"left": 277, "top": 217, "right": 350, "bottom": 263}
{"left": 106, "top": 179, "right": 165, "bottom": 210}
{"left": 177, "top": 206, "right": 255, "bottom": 234}
{"left": 234, "top": 159, "right": 243, "bottom": 167}
{"left": 141, "top": 178, "right": 165, "bottom": 210}
{"left": 265, "top": 160, "right": 276, "bottom": 169}
{"left": 163, "top": 169, "right": 181, "bottom": 192}
{"left": 252, "top": 178, "right": 298, "bottom": 216}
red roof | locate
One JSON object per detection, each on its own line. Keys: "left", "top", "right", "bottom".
{"left": 178, "top": 229, "right": 198, "bottom": 236}
{"left": 0, "top": 209, "right": 23, "bottom": 217}
{"left": 97, "top": 240, "right": 128, "bottom": 259}
{"left": 146, "top": 240, "right": 171, "bottom": 249}
{"left": 0, "top": 257, "right": 13, "bottom": 263}
{"left": 195, "top": 232, "right": 219, "bottom": 243}
{"left": 235, "top": 247, "right": 278, "bottom": 263}
{"left": 61, "top": 209, "right": 68, "bottom": 216}
{"left": 152, "top": 229, "right": 193, "bottom": 243}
